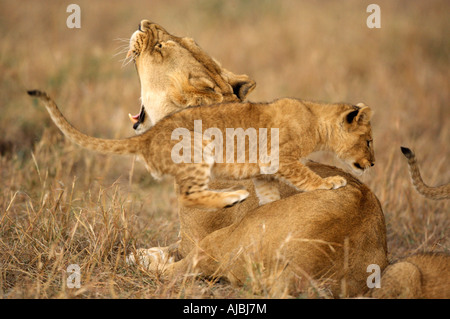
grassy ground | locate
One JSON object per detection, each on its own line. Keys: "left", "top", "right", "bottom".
{"left": 0, "top": 0, "right": 448, "bottom": 298}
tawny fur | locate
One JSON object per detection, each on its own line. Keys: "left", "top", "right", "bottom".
{"left": 369, "top": 253, "right": 450, "bottom": 299}
{"left": 123, "top": 21, "right": 447, "bottom": 298}
{"left": 401, "top": 147, "right": 449, "bottom": 200}
{"left": 28, "top": 21, "right": 390, "bottom": 297}
{"left": 126, "top": 20, "right": 276, "bottom": 206}
{"left": 129, "top": 162, "right": 388, "bottom": 297}
{"left": 28, "top": 90, "right": 375, "bottom": 211}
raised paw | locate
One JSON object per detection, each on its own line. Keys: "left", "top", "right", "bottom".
{"left": 322, "top": 176, "right": 347, "bottom": 190}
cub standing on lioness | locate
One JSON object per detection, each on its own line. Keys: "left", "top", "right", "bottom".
{"left": 25, "top": 20, "right": 387, "bottom": 297}
{"left": 122, "top": 20, "right": 387, "bottom": 297}
{"left": 28, "top": 90, "right": 375, "bottom": 210}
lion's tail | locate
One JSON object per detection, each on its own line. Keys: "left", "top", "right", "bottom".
{"left": 400, "top": 146, "right": 449, "bottom": 200}
{"left": 28, "top": 90, "right": 142, "bottom": 155}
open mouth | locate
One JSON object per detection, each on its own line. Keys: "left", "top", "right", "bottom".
{"left": 347, "top": 162, "right": 365, "bottom": 176}
{"left": 352, "top": 162, "right": 374, "bottom": 173}
{"left": 128, "top": 106, "right": 146, "bottom": 130}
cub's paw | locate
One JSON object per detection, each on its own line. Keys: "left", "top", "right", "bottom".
{"left": 223, "top": 189, "right": 250, "bottom": 208}
{"left": 322, "top": 176, "right": 347, "bottom": 190}
{"left": 126, "top": 247, "right": 175, "bottom": 271}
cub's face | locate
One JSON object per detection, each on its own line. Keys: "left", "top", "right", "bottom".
{"left": 126, "top": 20, "right": 255, "bottom": 134}
{"left": 335, "top": 104, "right": 375, "bottom": 175}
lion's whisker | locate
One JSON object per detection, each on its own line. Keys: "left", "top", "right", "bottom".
{"left": 113, "top": 37, "right": 131, "bottom": 43}
{"left": 113, "top": 48, "right": 130, "bottom": 58}
{"left": 120, "top": 56, "right": 134, "bottom": 68}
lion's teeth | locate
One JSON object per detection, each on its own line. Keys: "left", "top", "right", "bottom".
{"left": 128, "top": 113, "right": 138, "bottom": 123}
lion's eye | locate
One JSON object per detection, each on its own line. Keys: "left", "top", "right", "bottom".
{"left": 155, "top": 42, "right": 162, "bottom": 49}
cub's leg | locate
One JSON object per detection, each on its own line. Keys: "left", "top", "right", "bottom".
{"left": 176, "top": 163, "right": 249, "bottom": 210}
{"left": 179, "top": 182, "right": 249, "bottom": 210}
{"left": 252, "top": 177, "right": 281, "bottom": 205}
{"left": 275, "top": 158, "right": 347, "bottom": 191}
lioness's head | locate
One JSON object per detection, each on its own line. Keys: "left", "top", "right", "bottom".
{"left": 126, "top": 20, "right": 256, "bottom": 134}
{"left": 332, "top": 103, "right": 375, "bottom": 174}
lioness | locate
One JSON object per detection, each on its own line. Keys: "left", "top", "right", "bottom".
{"left": 128, "top": 161, "right": 387, "bottom": 296}
{"left": 28, "top": 90, "right": 375, "bottom": 212}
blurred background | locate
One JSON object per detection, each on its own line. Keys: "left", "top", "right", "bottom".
{"left": 0, "top": 0, "right": 448, "bottom": 297}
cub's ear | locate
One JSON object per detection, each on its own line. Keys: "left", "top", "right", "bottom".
{"left": 344, "top": 103, "right": 373, "bottom": 127}
{"left": 232, "top": 77, "right": 256, "bottom": 101}
{"left": 221, "top": 68, "right": 256, "bottom": 101}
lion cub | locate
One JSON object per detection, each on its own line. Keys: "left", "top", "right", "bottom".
{"left": 28, "top": 90, "right": 374, "bottom": 210}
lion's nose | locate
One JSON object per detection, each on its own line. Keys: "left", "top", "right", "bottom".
{"left": 370, "top": 162, "right": 375, "bottom": 167}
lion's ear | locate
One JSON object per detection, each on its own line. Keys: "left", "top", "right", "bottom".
{"left": 355, "top": 104, "right": 373, "bottom": 124}
{"left": 344, "top": 104, "right": 373, "bottom": 127}
{"left": 231, "top": 77, "right": 256, "bottom": 100}
{"left": 221, "top": 68, "right": 256, "bottom": 101}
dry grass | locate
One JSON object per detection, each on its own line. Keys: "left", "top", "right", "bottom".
{"left": 0, "top": 0, "right": 448, "bottom": 298}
